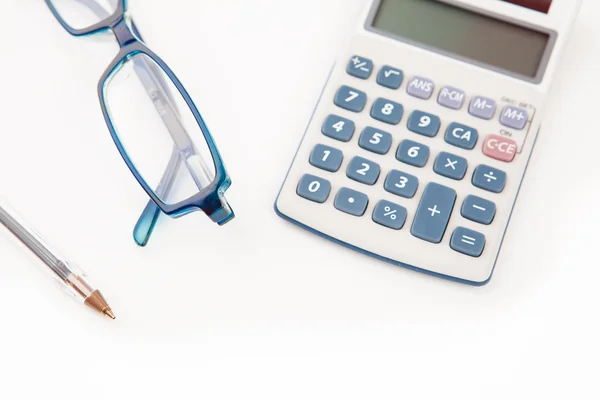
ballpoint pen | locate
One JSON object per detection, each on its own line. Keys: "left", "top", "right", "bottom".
{"left": 0, "top": 200, "right": 115, "bottom": 320}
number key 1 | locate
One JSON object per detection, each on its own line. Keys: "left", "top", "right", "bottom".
{"left": 309, "top": 144, "right": 343, "bottom": 172}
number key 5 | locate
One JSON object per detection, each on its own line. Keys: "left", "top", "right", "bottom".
{"left": 358, "top": 127, "right": 393, "bottom": 155}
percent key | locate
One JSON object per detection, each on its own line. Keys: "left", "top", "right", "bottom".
{"left": 372, "top": 200, "right": 407, "bottom": 230}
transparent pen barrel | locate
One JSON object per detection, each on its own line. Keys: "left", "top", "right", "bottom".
{"left": 0, "top": 202, "right": 93, "bottom": 302}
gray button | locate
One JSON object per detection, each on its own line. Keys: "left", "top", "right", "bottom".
{"left": 346, "top": 56, "right": 373, "bottom": 80}
{"left": 407, "top": 110, "right": 441, "bottom": 137}
{"left": 444, "top": 122, "right": 479, "bottom": 150}
{"left": 358, "top": 127, "right": 392, "bottom": 155}
{"left": 469, "top": 96, "right": 496, "bottom": 120}
{"left": 396, "top": 140, "right": 430, "bottom": 168}
{"left": 334, "top": 85, "right": 367, "bottom": 113}
{"left": 434, "top": 152, "right": 468, "bottom": 181}
{"left": 346, "top": 156, "right": 381, "bottom": 185}
{"left": 461, "top": 195, "right": 496, "bottom": 225}
{"left": 372, "top": 200, "right": 407, "bottom": 230}
{"left": 472, "top": 165, "right": 507, "bottom": 193}
{"left": 450, "top": 227, "right": 486, "bottom": 257}
{"left": 370, "top": 98, "right": 404, "bottom": 125}
{"left": 297, "top": 174, "right": 331, "bottom": 203}
{"left": 406, "top": 76, "right": 435, "bottom": 99}
{"left": 411, "top": 183, "right": 456, "bottom": 243}
{"left": 334, "top": 188, "right": 369, "bottom": 216}
{"left": 377, "top": 65, "right": 404, "bottom": 89}
{"left": 384, "top": 170, "right": 419, "bottom": 199}
{"left": 500, "top": 106, "right": 528, "bottom": 130}
{"left": 321, "top": 114, "right": 355, "bottom": 142}
{"left": 309, "top": 144, "right": 343, "bottom": 172}
{"left": 438, "top": 86, "right": 466, "bottom": 110}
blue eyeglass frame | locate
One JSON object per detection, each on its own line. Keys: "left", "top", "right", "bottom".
{"left": 45, "top": 0, "right": 234, "bottom": 246}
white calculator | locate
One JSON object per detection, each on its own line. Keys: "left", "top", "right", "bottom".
{"left": 275, "top": 0, "right": 581, "bottom": 285}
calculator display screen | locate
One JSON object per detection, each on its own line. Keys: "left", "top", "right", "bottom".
{"left": 371, "top": 0, "right": 551, "bottom": 79}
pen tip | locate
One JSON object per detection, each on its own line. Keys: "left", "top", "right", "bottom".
{"left": 103, "top": 309, "right": 116, "bottom": 320}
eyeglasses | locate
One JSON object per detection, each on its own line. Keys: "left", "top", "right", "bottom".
{"left": 45, "top": 0, "right": 235, "bottom": 246}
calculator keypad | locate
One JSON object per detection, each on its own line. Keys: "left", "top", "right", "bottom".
{"left": 334, "top": 86, "right": 367, "bottom": 112}
{"left": 469, "top": 96, "right": 496, "bottom": 120}
{"left": 346, "top": 156, "right": 381, "bottom": 185}
{"left": 384, "top": 170, "right": 419, "bottom": 199}
{"left": 438, "top": 86, "right": 466, "bottom": 110}
{"left": 297, "top": 174, "right": 331, "bottom": 203}
{"left": 346, "top": 56, "right": 373, "bottom": 80}
{"left": 472, "top": 165, "right": 507, "bottom": 193}
{"left": 309, "top": 144, "right": 343, "bottom": 172}
{"left": 289, "top": 54, "right": 535, "bottom": 264}
{"left": 370, "top": 98, "right": 404, "bottom": 125}
{"left": 358, "top": 127, "right": 393, "bottom": 155}
{"left": 444, "top": 122, "right": 478, "bottom": 150}
{"left": 433, "top": 152, "right": 468, "bottom": 181}
{"left": 407, "top": 76, "right": 435, "bottom": 99}
{"left": 322, "top": 114, "right": 355, "bottom": 142}
{"left": 377, "top": 66, "right": 404, "bottom": 89}
{"left": 411, "top": 183, "right": 456, "bottom": 244}
{"left": 500, "top": 106, "right": 528, "bottom": 130}
{"left": 450, "top": 227, "right": 486, "bottom": 257}
{"left": 335, "top": 188, "right": 369, "bottom": 216}
{"left": 372, "top": 200, "right": 407, "bottom": 230}
{"left": 396, "top": 140, "right": 430, "bottom": 168}
{"left": 407, "top": 110, "right": 441, "bottom": 137}
{"left": 461, "top": 195, "right": 496, "bottom": 225}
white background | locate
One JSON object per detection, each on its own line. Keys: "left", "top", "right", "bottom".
{"left": 0, "top": 1, "right": 598, "bottom": 399}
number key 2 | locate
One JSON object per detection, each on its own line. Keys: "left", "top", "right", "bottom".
{"left": 347, "top": 156, "right": 381, "bottom": 185}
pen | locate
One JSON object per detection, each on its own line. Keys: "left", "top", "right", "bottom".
{"left": 0, "top": 200, "right": 115, "bottom": 320}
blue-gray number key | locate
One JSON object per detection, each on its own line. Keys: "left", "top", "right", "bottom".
{"left": 358, "top": 127, "right": 392, "bottom": 155}
{"left": 347, "top": 156, "right": 381, "bottom": 185}
{"left": 334, "top": 86, "right": 367, "bottom": 113}
{"left": 411, "top": 183, "right": 457, "bottom": 243}
{"left": 450, "top": 227, "right": 486, "bottom": 257}
{"left": 433, "top": 152, "right": 468, "bottom": 180}
{"left": 372, "top": 200, "right": 407, "bottom": 230}
{"left": 321, "top": 114, "right": 355, "bottom": 142}
{"left": 396, "top": 140, "right": 430, "bottom": 168}
{"left": 334, "top": 188, "right": 369, "bottom": 217}
{"left": 384, "top": 170, "right": 419, "bottom": 198}
{"left": 309, "top": 144, "right": 343, "bottom": 172}
{"left": 297, "top": 174, "right": 331, "bottom": 204}
{"left": 472, "top": 165, "right": 507, "bottom": 193}
{"left": 407, "top": 110, "right": 441, "bottom": 137}
{"left": 371, "top": 98, "right": 404, "bottom": 125}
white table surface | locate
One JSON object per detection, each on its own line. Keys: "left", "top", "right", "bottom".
{"left": 1, "top": 1, "right": 598, "bottom": 399}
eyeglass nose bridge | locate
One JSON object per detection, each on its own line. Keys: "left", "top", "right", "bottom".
{"left": 111, "top": 13, "right": 137, "bottom": 47}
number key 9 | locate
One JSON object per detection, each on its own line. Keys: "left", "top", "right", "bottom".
{"left": 407, "top": 110, "right": 441, "bottom": 137}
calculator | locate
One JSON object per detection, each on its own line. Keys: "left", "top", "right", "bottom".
{"left": 275, "top": 0, "right": 581, "bottom": 285}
